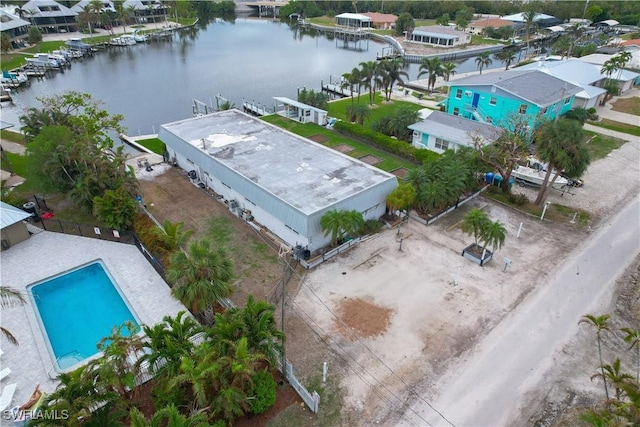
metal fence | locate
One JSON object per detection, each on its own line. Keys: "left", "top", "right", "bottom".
{"left": 300, "top": 237, "right": 361, "bottom": 269}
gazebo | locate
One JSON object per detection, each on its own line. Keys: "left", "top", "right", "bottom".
{"left": 0, "top": 202, "right": 32, "bottom": 250}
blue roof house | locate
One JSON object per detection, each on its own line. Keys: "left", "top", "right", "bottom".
{"left": 445, "top": 70, "right": 581, "bottom": 131}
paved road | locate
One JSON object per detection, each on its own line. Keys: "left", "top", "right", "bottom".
{"left": 398, "top": 195, "right": 640, "bottom": 427}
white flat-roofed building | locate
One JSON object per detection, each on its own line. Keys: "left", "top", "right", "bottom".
{"left": 159, "top": 110, "right": 398, "bottom": 253}
{"left": 408, "top": 25, "right": 471, "bottom": 47}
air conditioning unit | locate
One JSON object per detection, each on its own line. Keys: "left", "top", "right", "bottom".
{"left": 229, "top": 200, "right": 238, "bottom": 209}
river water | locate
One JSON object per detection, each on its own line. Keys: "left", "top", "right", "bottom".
{"left": 2, "top": 18, "right": 509, "bottom": 136}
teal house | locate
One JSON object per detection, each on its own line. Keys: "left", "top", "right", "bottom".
{"left": 445, "top": 70, "right": 581, "bottom": 130}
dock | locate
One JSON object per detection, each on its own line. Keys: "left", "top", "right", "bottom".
{"left": 321, "top": 76, "right": 353, "bottom": 97}
{"left": 0, "top": 86, "right": 13, "bottom": 103}
{"left": 242, "top": 100, "right": 272, "bottom": 116}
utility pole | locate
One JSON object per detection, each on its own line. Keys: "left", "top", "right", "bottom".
{"left": 278, "top": 244, "right": 291, "bottom": 374}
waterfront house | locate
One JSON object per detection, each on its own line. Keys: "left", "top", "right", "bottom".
{"left": 335, "top": 13, "right": 372, "bottom": 29}
{"left": 361, "top": 12, "right": 397, "bottom": 30}
{"left": 446, "top": 70, "right": 581, "bottom": 130}
{"left": 466, "top": 18, "right": 518, "bottom": 36}
{"left": 70, "top": 1, "right": 116, "bottom": 14}
{"left": 122, "top": 0, "right": 167, "bottom": 24}
{"left": 500, "top": 12, "right": 562, "bottom": 29}
{"left": 159, "top": 110, "right": 398, "bottom": 253}
{"left": 407, "top": 26, "right": 470, "bottom": 47}
{"left": 408, "top": 110, "right": 499, "bottom": 154}
{"left": 21, "top": 0, "right": 77, "bottom": 34}
{"left": 0, "top": 10, "right": 30, "bottom": 49}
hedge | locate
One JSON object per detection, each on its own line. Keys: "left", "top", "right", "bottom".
{"left": 333, "top": 120, "right": 440, "bottom": 165}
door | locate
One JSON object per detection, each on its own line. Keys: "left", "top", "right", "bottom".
{"left": 472, "top": 93, "right": 480, "bottom": 108}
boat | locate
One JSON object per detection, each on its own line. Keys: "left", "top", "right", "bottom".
{"left": 511, "top": 159, "right": 570, "bottom": 188}
{"left": 65, "top": 38, "right": 94, "bottom": 54}
{"left": 1, "top": 70, "right": 29, "bottom": 87}
{"left": 132, "top": 30, "right": 148, "bottom": 43}
{"left": 110, "top": 35, "right": 136, "bottom": 46}
{"left": 25, "top": 53, "right": 61, "bottom": 69}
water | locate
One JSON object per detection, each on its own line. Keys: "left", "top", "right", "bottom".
{"left": 29, "top": 261, "right": 139, "bottom": 370}
{"left": 3, "top": 18, "right": 517, "bottom": 136}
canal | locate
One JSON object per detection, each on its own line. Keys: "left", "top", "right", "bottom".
{"left": 2, "top": 17, "right": 516, "bottom": 136}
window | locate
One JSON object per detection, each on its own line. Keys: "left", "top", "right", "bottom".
{"left": 435, "top": 138, "right": 449, "bottom": 150}
{"left": 563, "top": 97, "right": 571, "bottom": 105}
{"left": 453, "top": 107, "right": 460, "bottom": 116}
{"left": 489, "top": 97, "right": 497, "bottom": 106}
{"left": 465, "top": 90, "right": 472, "bottom": 97}
{"left": 540, "top": 106, "right": 548, "bottom": 114}
{"left": 455, "top": 89, "right": 462, "bottom": 99}
{"left": 519, "top": 104, "right": 528, "bottom": 115}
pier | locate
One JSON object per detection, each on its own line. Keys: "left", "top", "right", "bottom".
{"left": 242, "top": 100, "right": 272, "bottom": 116}
{"left": 321, "top": 75, "right": 353, "bottom": 98}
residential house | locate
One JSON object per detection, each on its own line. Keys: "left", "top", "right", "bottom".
{"left": 335, "top": 13, "right": 372, "bottom": 29}
{"left": 581, "top": 49, "right": 640, "bottom": 74}
{"left": 409, "top": 110, "right": 499, "bottom": 154}
{"left": 407, "top": 25, "right": 470, "bottom": 47}
{"left": 466, "top": 18, "right": 518, "bottom": 36}
{"left": 446, "top": 70, "right": 581, "bottom": 129}
{"left": 70, "top": 1, "right": 116, "bottom": 14}
{"left": 519, "top": 58, "right": 639, "bottom": 105}
{"left": 361, "top": 12, "right": 397, "bottom": 30}
{"left": 501, "top": 12, "right": 562, "bottom": 29}
{"left": 159, "top": 109, "right": 397, "bottom": 253}
{"left": 122, "top": 0, "right": 167, "bottom": 24}
{"left": 21, "top": 0, "right": 77, "bottom": 34}
{"left": 273, "top": 97, "right": 327, "bottom": 126}
{"left": 0, "top": 10, "right": 30, "bottom": 48}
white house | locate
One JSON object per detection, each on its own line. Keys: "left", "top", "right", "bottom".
{"left": 408, "top": 25, "right": 471, "bottom": 47}
{"left": 408, "top": 110, "right": 499, "bottom": 154}
{"left": 159, "top": 110, "right": 398, "bottom": 254}
{"left": 273, "top": 97, "right": 327, "bottom": 126}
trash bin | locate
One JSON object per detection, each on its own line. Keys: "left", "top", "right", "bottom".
{"left": 22, "top": 202, "right": 37, "bottom": 215}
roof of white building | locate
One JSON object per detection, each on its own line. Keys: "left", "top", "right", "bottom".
{"left": 449, "top": 70, "right": 581, "bottom": 107}
{"left": 70, "top": 1, "right": 116, "bottom": 13}
{"left": 501, "top": 12, "right": 555, "bottom": 22}
{"left": 273, "top": 97, "right": 327, "bottom": 113}
{"left": 0, "top": 202, "right": 31, "bottom": 229}
{"left": 519, "top": 58, "right": 640, "bottom": 84}
{"left": 22, "top": 0, "right": 77, "bottom": 18}
{"left": 335, "top": 13, "right": 372, "bottom": 22}
{"left": 412, "top": 25, "right": 468, "bottom": 39}
{"left": 408, "top": 111, "right": 499, "bottom": 145}
{"left": 159, "top": 109, "right": 396, "bottom": 216}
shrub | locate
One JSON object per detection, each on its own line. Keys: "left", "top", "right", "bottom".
{"left": 359, "top": 219, "right": 384, "bottom": 236}
{"left": 249, "top": 370, "right": 277, "bottom": 415}
{"left": 132, "top": 213, "right": 165, "bottom": 257}
{"left": 563, "top": 108, "right": 589, "bottom": 124}
{"left": 508, "top": 192, "right": 528, "bottom": 206}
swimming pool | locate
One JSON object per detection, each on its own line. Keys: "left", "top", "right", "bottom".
{"left": 29, "top": 260, "right": 140, "bottom": 371}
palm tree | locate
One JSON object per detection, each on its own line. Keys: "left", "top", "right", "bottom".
{"left": 379, "top": 57, "right": 408, "bottom": 101}
{"left": 622, "top": 327, "right": 640, "bottom": 385}
{"left": 358, "top": 60, "right": 377, "bottom": 104}
{"left": 152, "top": 220, "right": 193, "bottom": 255}
{"left": 341, "top": 68, "right": 361, "bottom": 103}
{"left": 345, "top": 103, "right": 370, "bottom": 125}
{"left": 129, "top": 404, "right": 209, "bottom": 427}
{"left": 0, "top": 287, "right": 25, "bottom": 345}
{"left": 386, "top": 183, "right": 416, "bottom": 218}
{"left": 475, "top": 51, "right": 493, "bottom": 75}
{"left": 480, "top": 220, "right": 506, "bottom": 253}
{"left": 461, "top": 208, "right": 490, "bottom": 246}
{"left": 417, "top": 57, "right": 444, "bottom": 92}
{"left": 442, "top": 61, "right": 457, "bottom": 88}
{"left": 166, "top": 238, "right": 234, "bottom": 317}
{"left": 523, "top": 10, "right": 538, "bottom": 52}
{"left": 591, "top": 358, "right": 635, "bottom": 401}
{"left": 580, "top": 314, "right": 611, "bottom": 400}
{"left": 533, "top": 118, "right": 590, "bottom": 206}
{"left": 496, "top": 49, "right": 517, "bottom": 70}
{"left": 320, "top": 209, "right": 364, "bottom": 246}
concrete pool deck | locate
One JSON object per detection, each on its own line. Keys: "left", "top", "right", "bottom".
{"left": 0, "top": 229, "right": 187, "bottom": 408}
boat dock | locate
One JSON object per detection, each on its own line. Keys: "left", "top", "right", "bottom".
{"left": 0, "top": 86, "right": 13, "bottom": 103}
{"left": 242, "top": 100, "right": 272, "bottom": 116}
{"left": 321, "top": 76, "right": 353, "bottom": 98}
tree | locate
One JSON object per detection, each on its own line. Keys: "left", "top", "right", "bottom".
{"left": 93, "top": 187, "right": 139, "bottom": 230}
{"left": 1, "top": 33, "right": 11, "bottom": 52}
{"left": 417, "top": 56, "right": 444, "bottom": 92}
{"left": 386, "top": 183, "right": 416, "bottom": 218}
{"left": 475, "top": 51, "right": 493, "bottom": 74}
{"left": 533, "top": 119, "right": 590, "bottom": 206}
{"left": 622, "top": 327, "right": 640, "bottom": 385}
{"left": 151, "top": 220, "right": 193, "bottom": 255}
{"left": 28, "top": 26, "right": 42, "bottom": 44}
{"left": 345, "top": 103, "right": 370, "bottom": 125}
{"left": 0, "top": 287, "right": 26, "bottom": 345}
{"left": 341, "top": 68, "right": 362, "bottom": 103}
{"left": 395, "top": 12, "right": 414, "bottom": 36}
{"left": 591, "top": 358, "right": 635, "bottom": 401}
{"left": 129, "top": 404, "right": 209, "bottom": 427}
{"left": 523, "top": 10, "right": 538, "bottom": 51}
{"left": 461, "top": 208, "right": 490, "bottom": 246}
{"left": 442, "top": 61, "right": 457, "bottom": 85}
{"left": 167, "top": 238, "right": 233, "bottom": 318}
{"left": 320, "top": 209, "right": 364, "bottom": 246}
{"left": 480, "top": 220, "right": 506, "bottom": 253}
{"left": 358, "top": 60, "right": 378, "bottom": 104}
{"left": 580, "top": 314, "right": 611, "bottom": 400}
{"left": 378, "top": 57, "right": 408, "bottom": 101}
{"left": 496, "top": 49, "right": 517, "bottom": 70}
{"left": 436, "top": 13, "right": 450, "bottom": 26}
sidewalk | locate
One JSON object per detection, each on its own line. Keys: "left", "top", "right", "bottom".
{"left": 596, "top": 87, "right": 640, "bottom": 127}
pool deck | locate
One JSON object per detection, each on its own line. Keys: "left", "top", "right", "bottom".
{"left": 0, "top": 230, "right": 187, "bottom": 408}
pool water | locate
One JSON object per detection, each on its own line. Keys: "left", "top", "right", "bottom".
{"left": 29, "top": 260, "right": 139, "bottom": 370}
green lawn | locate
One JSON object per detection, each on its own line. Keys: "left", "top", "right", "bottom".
{"left": 587, "top": 119, "right": 640, "bottom": 137}
{"left": 327, "top": 94, "right": 424, "bottom": 125}
{"left": 583, "top": 132, "right": 627, "bottom": 160}
{"left": 610, "top": 97, "right": 640, "bottom": 116}
{"left": 260, "top": 114, "right": 417, "bottom": 173}
{"left": 136, "top": 138, "right": 166, "bottom": 155}
{"left": 0, "top": 130, "right": 24, "bottom": 143}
